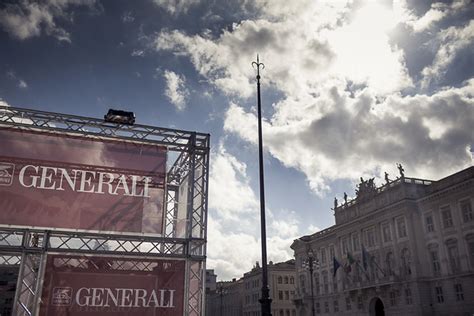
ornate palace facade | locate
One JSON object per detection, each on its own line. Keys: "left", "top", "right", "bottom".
{"left": 291, "top": 166, "right": 474, "bottom": 315}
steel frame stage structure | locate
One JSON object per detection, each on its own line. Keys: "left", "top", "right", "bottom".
{"left": 0, "top": 106, "right": 210, "bottom": 316}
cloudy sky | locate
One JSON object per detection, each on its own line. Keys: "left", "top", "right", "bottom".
{"left": 1, "top": 0, "right": 473, "bottom": 280}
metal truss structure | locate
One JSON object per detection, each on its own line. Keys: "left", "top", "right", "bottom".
{"left": 0, "top": 106, "right": 210, "bottom": 316}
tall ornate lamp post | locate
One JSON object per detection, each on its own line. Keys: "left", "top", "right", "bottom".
{"left": 217, "top": 284, "right": 226, "bottom": 316}
{"left": 252, "top": 55, "right": 272, "bottom": 316}
{"left": 307, "top": 249, "right": 316, "bottom": 316}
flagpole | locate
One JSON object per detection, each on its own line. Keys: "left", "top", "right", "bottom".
{"left": 252, "top": 55, "right": 272, "bottom": 316}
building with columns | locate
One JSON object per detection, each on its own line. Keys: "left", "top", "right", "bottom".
{"left": 243, "top": 260, "right": 297, "bottom": 316}
{"left": 291, "top": 166, "right": 474, "bottom": 315}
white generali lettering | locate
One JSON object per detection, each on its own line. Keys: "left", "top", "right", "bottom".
{"left": 75, "top": 288, "right": 176, "bottom": 308}
{"left": 18, "top": 165, "right": 152, "bottom": 198}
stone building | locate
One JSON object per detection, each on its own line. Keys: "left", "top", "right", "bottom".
{"left": 291, "top": 166, "right": 474, "bottom": 315}
{"left": 243, "top": 260, "right": 297, "bottom": 316}
{"left": 206, "top": 278, "right": 243, "bottom": 316}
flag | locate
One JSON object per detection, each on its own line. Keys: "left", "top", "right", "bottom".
{"left": 343, "top": 262, "right": 352, "bottom": 274}
{"left": 362, "top": 245, "right": 369, "bottom": 271}
{"left": 333, "top": 257, "right": 341, "bottom": 277}
{"left": 347, "top": 252, "right": 356, "bottom": 265}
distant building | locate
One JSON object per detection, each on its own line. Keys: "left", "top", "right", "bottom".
{"left": 205, "top": 260, "right": 298, "bottom": 316}
{"left": 206, "top": 278, "right": 243, "bottom": 316}
{"left": 291, "top": 166, "right": 474, "bottom": 315}
{"left": 206, "top": 269, "right": 217, "bottom": 293}
{"left": 243, "top": 260, "right": 297, "bottom": 316}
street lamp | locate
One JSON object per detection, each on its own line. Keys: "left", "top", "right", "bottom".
{"left": 217, "top": 284, "right": 227, "bottom": 316}
{"left": 252, "top": 55, "right": 272, "bottom": 316}
{"left": 307, "top": 249, "right": 316, "bottom": 316}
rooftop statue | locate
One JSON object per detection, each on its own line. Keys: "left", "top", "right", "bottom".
{"left": 356, "top": 176, "right": 377, "bottom": 199}
{"left": 397, "top": 163, "right": 405, "bottom": 178}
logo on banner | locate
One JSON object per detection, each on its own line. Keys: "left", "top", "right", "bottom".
{"left": 52, "top": 287, "right": 73, "bottom": 306}
{"left": 0, "top": 163, "right": 15, "bottom": 186}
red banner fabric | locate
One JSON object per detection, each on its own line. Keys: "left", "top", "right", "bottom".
{"left": 0, "top": 127, "right": 167, "bottom": 234}
{"left": 39, "top": 255, "right": 185, "bottom": 316}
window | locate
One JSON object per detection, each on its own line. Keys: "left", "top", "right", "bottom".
{"left": 290, "top": 276, "right": 294, "bottom": 284}
{"left": 321, "top": 248, "right": 327, "bottom": 264}
{"left": 396, "top": 217, "right": 407, "bottom": 238}
{"left": 425, "top": 214, "right": 435, "bottom": 232}
{"left": 299, "top": 275, "right": 306, "bottom": 294}
{"left": 405, "top": 287, "right": 412, "bottom": 305}
{"left": 401, "top": 248, "right": 412, "bottom": 276}
{"left": 285, "top": 291, "right": 289, "bottom": 300}
{"left": 333, "top": 278, "right": 338, "bottom": 292}
{"left": 461, "top": 199, "right": 473, "bottom": 222}
{"left": 441, "top": 206, "right": 453, "bottom": 228}
{"left": 323, "top": 272, "right": 329, "bottom": 294}
{"left": 366, "top": 228, "right": 375, "bottom": 247}
{"left": 324, "top": 301, "right": 329, "bottom": 313}
{"left": 389, "top": 291, "right": 397, "bottom": 306}
{"left": 382, "top": 223, "right": 391, "bottom": 242}
{"left": 342, "top": 238, "right": 350, "bottom": 255}
{"left": 357, "top": 296, "right": 363, "bottom": 310}
{"left": 333, "top": 300, "right": 339, "bottom": 312}
{"left": 345, "top": 297, "right": 352, "bottom": 311}
{"left": 314, "top": 273, "right": 320, "bottom": 295}
{"left": 284, "top": 276, "right": 289, "bottom": 284}
{"left": 278, "top": 276, "right": 282, "bottom": 284}
{"left": 454, "top": 283, "right": 464, "bottom": 301}
{"left": 468, "top": 236, "right": 474, "bottom": 269}
{"left": 329, "top": 246, "right": 335, "bottom": 259}
{"left": 429, "top": 249, "right": 441, "bottom": 275}
{"left": 447, "top": 240, "right": 460, "bottom": 273}
{"left": 435, "top": 286, "right": 444, "bottom": 303}
{"left": 315, "top": 302, "right": 320, "bottom": 314}
{"left": 386, "top": 252, "right": 394, "bottom": 276}
{"left": 352, "top": 233, "right": 360, "bottom": 251}
{"left": 278, "top": 291, "right": 283, "bottom": 300}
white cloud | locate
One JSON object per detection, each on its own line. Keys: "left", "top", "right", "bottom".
{"left": 163, "top": 70, "right": 189, "bottom": 111}
{"left": 6, "top": 71, "right": 28, "bottom": 89}
{"left": 152, "top": 0, "right": 199, "bottom": 16}
{"left": 18, "top": 80, "right": 28, "bottom": 89}
{"left": 207, "top": 143, "right": 300, "bottom": 279}
{"left": 0, "top": 0, "right": 97, "bottom": 42}
{"left": 121, "top": 11, "right": 134, "bottom": 23}
{"left": 421, "top": 20, "right": 474, "bottom": 88}
{"left": 154, "top": 1, "right": 473, "bottom": 197}
{"left": 155, "top": 1, "right": 412, "bottom": 100}
{"left": 224, "top": 80, "right": 474, "bottom": 195}
{"left": 131, "top": 49, "right": 145, "bottom": 57}
{"left": 209, "top": 144, "right": 259, "bottom": 221}
{"left": 400, "top": 0, "right": 471, "bottom": 33}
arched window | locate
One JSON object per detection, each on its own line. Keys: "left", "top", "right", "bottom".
{"left": 290, "top": 276, "right": 294, "bottom": 284}
{"left": 278, "top": 276, "right": 283, "bottom": 284}
{"left": 284, "top": 276, "right": 289, "bottom": 284}
{"left": 401, "top": 248, "right": 411, "bottom": 276}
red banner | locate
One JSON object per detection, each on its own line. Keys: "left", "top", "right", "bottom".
{"left": 0, "top": 127, "right": 166, "bottom": 234}
{"left": 39, "top": 255, "right": 185, "bottom": 316}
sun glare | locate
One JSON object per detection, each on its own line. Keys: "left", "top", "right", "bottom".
{"left": 327, "top": 0, "right": 408, "bottom": 94}
{"left": 354, "top": 1, "right": 398, "bottom": 33}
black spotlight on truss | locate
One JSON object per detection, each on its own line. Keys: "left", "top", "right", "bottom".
{"left": 104, "top": 109, "right": 135, "bottom": 125}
